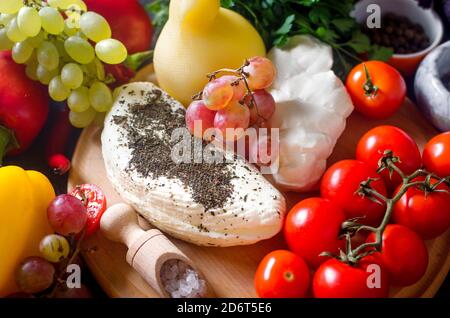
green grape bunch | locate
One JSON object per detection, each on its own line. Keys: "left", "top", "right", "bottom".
{"left": 0, "top": 0, "right": 128, "bottom": 128}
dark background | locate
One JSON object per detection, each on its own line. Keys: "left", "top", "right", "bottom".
{"left": 3, "top": 0, "right": 449, "bottom": 298}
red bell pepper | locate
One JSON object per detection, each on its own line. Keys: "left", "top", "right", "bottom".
{"left": 0, "top": 51, "right": 49, "bottom": 164}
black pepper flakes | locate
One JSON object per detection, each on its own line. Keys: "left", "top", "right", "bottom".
{"left": 123, "top": 89, "right": 236, "bottom": 211}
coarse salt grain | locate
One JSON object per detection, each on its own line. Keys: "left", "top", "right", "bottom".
{"left": 160, "top": 259, "right": 206, "bottom": 298}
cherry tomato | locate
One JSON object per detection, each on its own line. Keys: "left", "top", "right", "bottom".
{"left": 393, "top": 177, "right": 450, "bottom": 240}
{"left": 367, "top": 224, "right": 428, "bottom": 286}
{"left": 70, "top": 184, "right": 107, "bottom": 236}
{"left": 423, "top": 132, "right": 450, "bottom": 177}
{"left": 356, "top": 126, "right": 422, "bottom": 190}
{"left": 320, "top": 160, "right": 387, "bottom": 226}
{"left": 346, "top": 61, "right": 406, "bottom": 119}
{"left": 313, "top": 255, "right": 389, "bottom": 298}
{"left": 254, "top": 250, "right": 310, "bottom": 298}
{"left": 284, "top": 198, "right": 345, "bottom": 268}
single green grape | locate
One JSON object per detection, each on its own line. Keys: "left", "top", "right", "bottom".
{"left": 17, "top": 7, "right": 41, "bottom": 37}
{"left": 36, "top": 64, "right": 58, "bottom": 85}
{"left": 69, "top": 108, "right": 96, "bottom": 128}
{"left": 79, "top": 11, "right": 111, "bottom": 43}
{"left": 95, "top": 39, "right": 127, "bottom": 65}
{"left": 6, "top": 17, "right": 27, "bottom": 42}
{"left": 61, "top": 63, "right": 84, "bottom": 89}
{"left": 39, "top": 7, "right": 64, "bottom": 35}
{"left": 25, "top": 58, "right": 39, "bottom": 81}
{"left": 37, "top": 41, "right": 59, "bottom": 71}
{"left": 0, "top": 0, "right": 22, "bottom": 14}
{"left": 0, "top": 28, "right": 13, "bottom": 50}
{"left": 65, "top": 36, "right": 95, "bottom": 64}
{"left": 49, "top": 76, "right": 70, "bottom": 102}
{"left": 0, "top": 13, "right": 15, "bottom": 27}
{"left": 39, "top": 234, "right": 70, "bottom": 263}
{"left": 12, "top": 40, "right": 34, "bottom": 64}
{"left": 68, "top": 86, "right": 90, "bottom": 113}
{"left": 89, "top": 81, "right": 113, "bottom": 112}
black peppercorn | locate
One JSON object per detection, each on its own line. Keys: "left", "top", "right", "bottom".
{"left": 363, "top": 13, "right": 430, "bottom": 54}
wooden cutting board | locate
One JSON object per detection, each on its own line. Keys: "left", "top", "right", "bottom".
{"left": 68, "top": 75, "right": 449, "bottom": 298}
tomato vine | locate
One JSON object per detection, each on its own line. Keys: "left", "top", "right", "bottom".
{"left": 323, "top": 150, "right": 450, "bottom": 264}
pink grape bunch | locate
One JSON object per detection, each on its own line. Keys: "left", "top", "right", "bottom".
{"left": 185, "top": 56, "right": 277, "bottom": 141}
{"left": 12, "top": 194, "right": 92, "bottom": 298}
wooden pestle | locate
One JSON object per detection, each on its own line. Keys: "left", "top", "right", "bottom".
{"left": 100, "top": 203, "right": 213, "bottom": 298}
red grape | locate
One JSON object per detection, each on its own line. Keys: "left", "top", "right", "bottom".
{"left": 220, "top": 75, "right": 246, "bottom": 102}
{"left": 247, "top": 90, "right": 276, "bottom": 125}
{"left": 203, "top": 77, "right": 234, "bottom": 110}
{"left": 186, "top": 100, "right": 216, "bottom": 139}
{"left": 214, "top": 102, "right": 250, "bottom": 141}
{"left": 47, "top": 194, "right": 87, "bottom": 235}
{"left": 244, "top": 57, "right": 276, "bottom": 90}
{"left": 16, "top": 257, "right": 55, "bottom": 294}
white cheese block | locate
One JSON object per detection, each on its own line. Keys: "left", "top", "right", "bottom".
{"left": 102, "top": 82, "right": 286, "bottom": 247}
{"left": 266, "top": 35, "right": 354, "bottom": 191}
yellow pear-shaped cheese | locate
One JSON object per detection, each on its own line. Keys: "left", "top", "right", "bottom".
{"left": 154, "top": 0, "right": 266, "bottom": 106}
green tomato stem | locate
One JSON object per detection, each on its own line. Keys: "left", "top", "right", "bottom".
{"left": 362, "top": 63, "right": 378, "bottom": 97}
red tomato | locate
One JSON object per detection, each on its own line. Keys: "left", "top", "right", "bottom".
{"left": 346, "top": 61, "right": 406, "bottom": 119}
{"left": 313, "top": 255, "right": 390, "bottom": 298}
{"left": 84, "top": 0, "right": 153, "bottom": 54}
{"left": 254, "top": 250, "right": 310, "bottom": 298}
{"left": 423, "top": 132, "right": 450, "bottom": 177}
{"left": 320, "top": 160, "right": 387, "bottom": 226}
{"left": 356, "top": 126, "right": 422, "bottom": 190}
{"left": 284, "top": 198, "right": 345, "bottom": 268}
{"left": 367, "top": 224, "right": 428, "bottom": 286}
{"left": 70, "top": 184, "right": 107, "bottom": 236}
{"left": 393, "top": 177, "right": 450, "bottom": 240}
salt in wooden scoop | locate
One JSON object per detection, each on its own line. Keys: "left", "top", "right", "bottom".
{"left": 100, "top": 203, "right": 214, "bottom": 298}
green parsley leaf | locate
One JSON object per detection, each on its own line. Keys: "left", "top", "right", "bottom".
{"left": 346, "top": 31, "right": 371, "bottom": 53}
{"left": 370, "top": 45, "right": 394, "bottom": 61}
{"left": 275, "top": 14, "right": 295, "bottom": 35}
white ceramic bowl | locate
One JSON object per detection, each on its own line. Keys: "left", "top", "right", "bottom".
{"left": 415, "top": 41, "right": 450, "bottom": 132}
{"left": 352, "top": 0, "right": 444, "bottom": 75}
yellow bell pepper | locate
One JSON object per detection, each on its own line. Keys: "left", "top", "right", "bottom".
{"left": 0, "top": 166, "right": 55, "bottom": 296}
